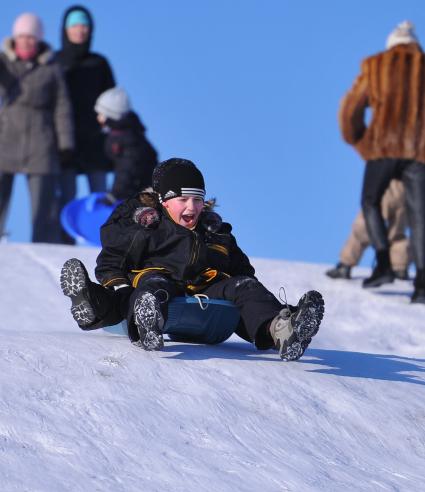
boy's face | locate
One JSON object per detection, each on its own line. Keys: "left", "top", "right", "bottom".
{"left": 162, "top": 195, "right": 204, "bottom": 229}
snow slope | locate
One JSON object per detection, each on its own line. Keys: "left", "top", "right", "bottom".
{"left": 0, "top": 243, "right": 424, "bottom": 492}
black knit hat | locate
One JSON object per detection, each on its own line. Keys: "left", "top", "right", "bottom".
{"left": 153, "top": 158, "right": 205, "bottom": 203}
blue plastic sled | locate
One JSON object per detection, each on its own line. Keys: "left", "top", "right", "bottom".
{"left": 61, "top": 192, "right": 118, "bottom": 246}
{"left": 104, "top": 296, "right": 240, "bottom": 345}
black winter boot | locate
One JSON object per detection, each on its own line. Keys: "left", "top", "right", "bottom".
{"left": 60, "top": 258, "right": 96, "bottom": 327}
{"left": 394, "top": 269, "right": 410, "bottom": 281}
{"left": 411, "top": 269, "right": 425, "bottom": 304}
{"left": 362, "top": 250, "right": 395, "bottom": 288}
{"left": 326, "top": 262, "right": 351, "bottom": 279}
{"left": 269, "top": 291, "right": 325, "bottom": 361}
{"left": 133, "top": 292, "right": 164, "bottom": 350}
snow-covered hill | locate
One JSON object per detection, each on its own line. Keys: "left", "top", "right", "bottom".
{"left": 1, "top": 243, "right": 424, "bottom": 492}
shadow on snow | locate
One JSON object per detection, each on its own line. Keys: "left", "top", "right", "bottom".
{"left": 301, "top": 348, "right": 425, "bottom": 386}
{"left": 162, "top": 341, "right": 425, "bottom": 385}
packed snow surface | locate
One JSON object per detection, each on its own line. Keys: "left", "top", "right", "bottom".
{"left": 1, "top": 243, "right": 424, "bottom": 491}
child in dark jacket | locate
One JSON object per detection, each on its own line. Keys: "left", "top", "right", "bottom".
{"left": 94, "top": 87, "right": 158, "bottom": 203}
{"left": 60, "top": 158, "right": 325, "bottom": 361}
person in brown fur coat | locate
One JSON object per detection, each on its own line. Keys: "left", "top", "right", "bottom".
{"left": 339, "top": 21, "right": 425, "bottom": 303}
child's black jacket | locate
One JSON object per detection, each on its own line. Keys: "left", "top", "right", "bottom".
{"left": 105, "top": 111, "right": 158, "bottom": 200}
{"left": 95, "top": 191, "right": 255, "bottom": 289}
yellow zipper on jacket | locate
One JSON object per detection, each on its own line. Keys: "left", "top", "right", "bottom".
{"left": 131, "top": 267, "right": 167, "bottom": 288}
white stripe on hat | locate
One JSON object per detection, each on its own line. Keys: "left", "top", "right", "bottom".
{"left": 181, "top": 188, "right": 205, "bottom": 198}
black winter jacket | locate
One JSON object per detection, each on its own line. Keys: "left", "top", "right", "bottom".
{"left": 56, "top": 5, "right": 115, "bottom": 172}
{"left": 95, "top": 192, "right": 255, "bottom": 289}
{"left": 105, "top": 111, "right": 158, "bottom": 200}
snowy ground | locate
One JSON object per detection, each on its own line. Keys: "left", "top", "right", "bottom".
{"left": 0, "top": 243, "right": 424, "bottom": 492}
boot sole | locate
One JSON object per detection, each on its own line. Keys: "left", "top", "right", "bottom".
{"left": 134, "top": 293, "right": 164, "bottom": 351}
{"left": 291, "top": 290, "right": 325, "bottom": 342}
{"left": 280, "top": 339, "right": 305, "bottom": 362}
{"left": 60, "top": 259, "right": 96, "bottom": 327}
{"left": 278, "top": 291, "right": 324, "bottom": 362}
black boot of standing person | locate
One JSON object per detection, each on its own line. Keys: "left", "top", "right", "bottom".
{"left": 412, "top": 269, "right": 425, "bottom": 304}
{"left": 326, "top": 262, "right": 351, "bottom": 279}
{"left": 363, "top": 249, "right": 395, "bottom": 288}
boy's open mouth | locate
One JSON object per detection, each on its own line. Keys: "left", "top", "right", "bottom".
{"left": 182, "top": 214, "right": 195, "bottom": 224}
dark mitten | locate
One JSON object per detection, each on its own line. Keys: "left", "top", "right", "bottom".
{"left": 201, "top": 211, "right": 223, "bottom": 232}
{"left": 59, "top": 149, "right": 75, "bottom": 168}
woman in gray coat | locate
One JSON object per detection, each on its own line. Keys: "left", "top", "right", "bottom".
{"left": 0, "top": 13, "right": 74, "bottom": 243}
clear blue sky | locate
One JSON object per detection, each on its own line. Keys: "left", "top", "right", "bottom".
{"left": 2, "top": 1, "right": 424, "bottom": 266}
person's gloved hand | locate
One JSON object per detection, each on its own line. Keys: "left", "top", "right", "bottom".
{"left": 133, "top": 207, "right": 160, "bottom": 228}
{"left": 59, "top": 149, "right": 75, "bottom": 168}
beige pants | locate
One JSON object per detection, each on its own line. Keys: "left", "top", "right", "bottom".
{"left": 340, "top": 179, "right": 410, "bottom": 270}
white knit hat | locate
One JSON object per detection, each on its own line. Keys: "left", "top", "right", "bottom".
{"left": 94, "top": 87, "right": 131, "bottom": 121}
{"left": 12, "top": 13, "right": 44, "bottom": 41}
{"left": 386, "top": 21, "right": 418, "bottom": 50}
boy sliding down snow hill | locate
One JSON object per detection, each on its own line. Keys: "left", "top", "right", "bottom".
{"left": 60, "top": 158, "right": 325, "bottom": 361}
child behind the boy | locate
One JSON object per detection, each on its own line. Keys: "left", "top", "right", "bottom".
{"left": 61, "top": 158, "right": 324, "bottom": 361}
{"left": 94, "top": 87, "right": 158, "bottom": 203}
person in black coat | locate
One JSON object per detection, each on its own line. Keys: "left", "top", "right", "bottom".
{"left": 56, "top": 5, "right": 115, "bottom": 240}
{"left": 60, "top": 159, "right": 325, "bottom": 362}
{"left": 94, "top": 87, "right": 158, "bottom": 203}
